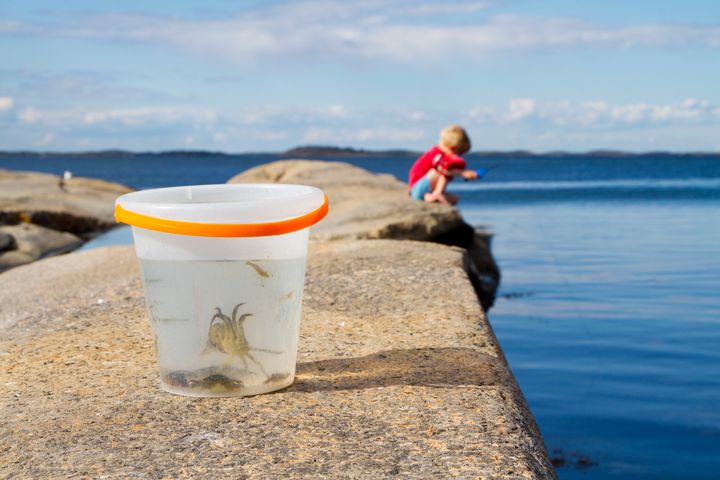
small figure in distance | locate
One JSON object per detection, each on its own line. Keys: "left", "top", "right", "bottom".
{"left": 408, "top": 124, "right": 479, "bottom": 206}
{"left": 58, "top": 170, "right": 72, "bottom": 191}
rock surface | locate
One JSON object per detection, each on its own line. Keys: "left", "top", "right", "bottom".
{"left": 0, "top": 223, "right": 83, "bottom": 273}
{"left": 0, "top": 169, "right": 131, "bottom": 271}
{"left": 0, "top": 231, "right": 15, "bottom": 252}
{"left": 228, "top": 160, "right": 500, "bottom": 309}
{"left": 228, "top": 160, "right": 466, "bottom": 242}
{"left": 1, "top": 244, "right": 554, "bottom": 479}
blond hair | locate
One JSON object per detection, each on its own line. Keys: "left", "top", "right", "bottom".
{"left": 439, "top": 124, "right": 471, "bottom": 155}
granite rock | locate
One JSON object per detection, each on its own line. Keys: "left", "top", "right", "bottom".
{"left": 0, "top": 169, "right": 131, "bottom": 271}
{"left": 228, "top": 160, "right": 469, "bottom": 242}
{"left": 0, "top": 243, "right": 555, "bottom": 479}
{"left": 228, "top": 160, "right": 500, "bottom": 309}
{"left": 0, "top": 169, "right": 131, "bottom": 226}
{"left": 0, "top": 231, "right": 16, "bottom": 252}
{"left": 0, "top": 223, "right": 83, "bottom": 273}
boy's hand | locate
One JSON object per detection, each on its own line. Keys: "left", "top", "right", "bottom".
{"left": 462, "top": 169, "right": 479, "bottom": 180}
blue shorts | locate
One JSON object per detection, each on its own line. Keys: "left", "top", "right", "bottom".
{"left": 410, "top": 176, "right": 431, "bottom": 200}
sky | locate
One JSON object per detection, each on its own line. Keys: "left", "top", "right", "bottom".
{"left": 1, "top": 0, "right": 719, "bottom": 152}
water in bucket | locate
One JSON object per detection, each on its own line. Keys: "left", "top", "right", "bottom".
{"left": 141, "top": 257, "right": 306, "bottom": 396}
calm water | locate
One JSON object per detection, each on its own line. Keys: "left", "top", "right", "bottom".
{"left": 2, "top": 152, "right": 719, "bottom": 478}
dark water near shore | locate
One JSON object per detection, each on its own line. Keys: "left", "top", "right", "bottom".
{"left": 2, "top": 153, "right": 719, "bottom": 478}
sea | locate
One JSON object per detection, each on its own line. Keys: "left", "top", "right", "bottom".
{"left": 2, "top": 152, "right": 718, "bottom": 479}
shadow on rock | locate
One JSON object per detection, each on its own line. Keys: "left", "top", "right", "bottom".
{"left": 288, "top": 347, "right": 510, "bottom": 393}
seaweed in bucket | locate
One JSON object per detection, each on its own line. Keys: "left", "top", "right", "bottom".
{"left": 246, "top": 260, "right": 272, "bottom": 279}
{"left": 264, "top": 373, "right": 292, "bottom": 385}
{"left": 162, "top": 367, "right": 245, "bottom": 393}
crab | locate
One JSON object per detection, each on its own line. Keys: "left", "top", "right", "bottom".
{"left": 204, "top": 303, "right": 280, "bottom": 376}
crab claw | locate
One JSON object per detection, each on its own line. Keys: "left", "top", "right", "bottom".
{"left": 231, "top": 303, "right": 246, "bottom": 321}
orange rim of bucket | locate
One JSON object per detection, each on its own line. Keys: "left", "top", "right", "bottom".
{"left": 115, "top": 194, "right": 329, "bottom": 237}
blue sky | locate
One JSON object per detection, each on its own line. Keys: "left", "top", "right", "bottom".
{"left": 1, "top": 0, "right": 719, "bottom": 152}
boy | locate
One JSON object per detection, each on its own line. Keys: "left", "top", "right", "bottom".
{"left": 408, "top": 124, "right": 478, "bottom": 205}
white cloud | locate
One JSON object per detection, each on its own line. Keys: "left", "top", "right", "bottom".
{"left": 0, "top": 96, "right": 13, "bottom": 112}
{"left": 601, "top": 99, "right": 717, "bottom": 125}
{"left": 467, "top": 98, "right": 720, "bottom": 127}
{"left": 82, "top": 107, "right": 217, "bottom": 126}
{"left": 302, "top": 126, "right": 425, "bottom": 143}
{"left": 18, "top": 106, "right": 39, "bottom": 123}
{"left": 0, "top": 20, "right": 30, "bottom": 34}
{"left": 386, "top": 1, "right": 491, "bottom": 16}
{"left": 7, "top": 103, "right": 362, "bottom": 136}
{"left": 611, "top": 103, "right": 649, "bottom": 123}
{"left": 407, "top": 110, "right": 429, "bottom": 122}
{"left": 5, "top": 4, "right": 720, "bottom": 65}
{"left": 40, "top": 132, "right": 55, "bottom": 145}
{"left": 649, "top": 98, "right": 712, "bottom": 121}
{"left": 506, "top": 98, "right": 536, "bottom": 122}
{"left": 6, "top": 97, "right": 719, "bottom": 152}
{"left": 321, "top": 104, "right": 348, "bottom": 118}
{"left": 224, "top": 104, "right": 354, "bottom": 127}
{"left": 13, "top": 104, "right": 221, "bottom": 132}
{"left": 467, "top": 105, "right": 497, "bottom": 123}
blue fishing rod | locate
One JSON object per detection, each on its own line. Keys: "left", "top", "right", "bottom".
{"left": 465, "top": 159, "right": 507, "bottom": 180}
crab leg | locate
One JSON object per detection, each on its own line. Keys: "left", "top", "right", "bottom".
{"left": 250, "top": 347, "right": 283, "bottom": 354}
{"left": 245, "top": 351, "right": 269, "bottom": 377}
{"left": 209, "top": 308, "right": 224, "bottom": 327}
{"left": 234, "top": 314, "right": 253, "bottom": 339}
{"left": 230, "top": 304, "right": 249, "bottom": 338}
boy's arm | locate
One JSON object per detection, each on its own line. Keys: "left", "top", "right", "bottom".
{"left": 445, "top": 168, "right": 477, "bottom": 180}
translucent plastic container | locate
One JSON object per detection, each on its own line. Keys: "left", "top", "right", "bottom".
{"left": 115, "top": 184, "right": 328, "bottom": 397}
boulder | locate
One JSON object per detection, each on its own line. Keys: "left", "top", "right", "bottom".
{"left": 228, "top": 160, "right": 466, "bottom": 242}
{"left": 0, "top": 169, "right": 131, "bottom": 226}
{"left": 0, "top": 243, "right": 554, "bottom": 479}
{"left": 0, "top": 223, "right": 83, "bottom": 273}
{"left": 228, "top": 160, "right": 500, "bottom": 309}
{"left": 0, "top": 231, "right": 16, "bottom": 252}
{"left": 0, "top": 169, "right": 132, "bottom": 271}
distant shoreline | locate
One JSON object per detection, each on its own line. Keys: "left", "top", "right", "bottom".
{"left": 0, "top": 146, "right": 718, "bottom": 160}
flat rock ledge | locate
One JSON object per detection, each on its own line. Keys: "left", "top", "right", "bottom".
{"left": 229, "top": 160, "right": 500, "bottom": 310}
{"left": 1, "top": 161, "right": 554, "bottom": 478}
{"left": 1, "top": 241, "right": 554, "bottom": 479}
{"left": 0, "top": 169, "right": 132, "bottom": 272}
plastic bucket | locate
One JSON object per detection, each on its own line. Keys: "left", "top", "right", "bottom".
{"left": 115, "top": 184, "right": 328, "bottom": 397}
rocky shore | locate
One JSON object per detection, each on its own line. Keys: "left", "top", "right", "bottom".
{"left": 0, "top": 161, "right": 554, "bottom": 478}
{"left": 228, "top": 161, "right": 499, "bottom": 311}
{"left": 0, "top": 169, "right": 132, "bottom": 272}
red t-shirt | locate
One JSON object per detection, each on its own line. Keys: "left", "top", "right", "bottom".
{"left": 408, "top": 146, "right": 467, "bottom": 188}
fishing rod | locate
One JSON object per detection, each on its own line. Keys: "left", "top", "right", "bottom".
{"left": 480, "top": 162, "right": 505, "bottom": 173}
{"left": 465, "top": 158, "right": 508, "bottom": 181}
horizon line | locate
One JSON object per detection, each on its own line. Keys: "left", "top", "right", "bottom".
{"left": 1, "top": 146, "right": 719, "bottom": 157}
